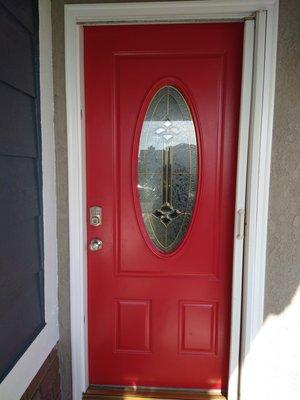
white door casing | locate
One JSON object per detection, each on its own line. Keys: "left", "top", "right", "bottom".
{"left": 64, "top": 2, "right": 279, "bottom": 399}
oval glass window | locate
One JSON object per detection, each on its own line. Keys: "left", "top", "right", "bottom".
{"left": 137, "top": 85, "right": 198, "bottom": 253}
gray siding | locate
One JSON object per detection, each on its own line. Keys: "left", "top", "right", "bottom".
{"left": 0, "top": 0, "right": 44, "bottom": 383}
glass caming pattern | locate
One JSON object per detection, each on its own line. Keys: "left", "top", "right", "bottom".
{"left": 138, "top": 86, "right": 198, "bottom": 252}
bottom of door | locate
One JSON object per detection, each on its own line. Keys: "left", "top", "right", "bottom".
{"left": 83, "top": 385, "right": 227, "bottom": 400}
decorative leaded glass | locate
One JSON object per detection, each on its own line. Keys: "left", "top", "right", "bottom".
{"left": 138, "top": 85, "right": 198, "bottom": 253}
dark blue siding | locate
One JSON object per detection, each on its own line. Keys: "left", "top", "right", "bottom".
{"left": 0, "top": 0, "right": 44, "bottom": 382}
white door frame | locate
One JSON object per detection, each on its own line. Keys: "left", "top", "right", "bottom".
{"left": 64, "top": 2, "right": 279, "bottom": 399}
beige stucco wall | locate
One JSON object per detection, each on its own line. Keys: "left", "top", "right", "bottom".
{"left": 51, "top": 0, "right": 300, "bottom": 399}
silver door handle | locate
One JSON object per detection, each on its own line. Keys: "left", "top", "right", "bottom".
{"left": 89, "top": 238, "right": 103, "bottom": 251}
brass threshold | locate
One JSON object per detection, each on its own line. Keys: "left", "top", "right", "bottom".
{"left": 83, "top": 385, "right": 227, "bottom": 400}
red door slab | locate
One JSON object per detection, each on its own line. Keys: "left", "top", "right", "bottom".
{"left": 85, "top": 23, "right": 243, "bottom": 391}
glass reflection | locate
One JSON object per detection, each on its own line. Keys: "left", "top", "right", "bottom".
{"left": 138, "top": 86, "right": 198, "bottom": 252}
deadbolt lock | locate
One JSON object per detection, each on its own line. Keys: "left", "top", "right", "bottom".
{"left": 89, "top": 206, "right": 102, "bottom": 227}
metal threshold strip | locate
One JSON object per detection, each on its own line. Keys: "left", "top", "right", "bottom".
{"left": 83, "top": 385, "right": 227, "bottom": 400}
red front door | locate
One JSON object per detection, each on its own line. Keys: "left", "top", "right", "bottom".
{"left": 85, "top": 23, "right": 243, "bottom": 391}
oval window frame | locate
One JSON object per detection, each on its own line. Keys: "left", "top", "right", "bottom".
{"left": 132, "top": 79, "right": 203, "bottom": 257}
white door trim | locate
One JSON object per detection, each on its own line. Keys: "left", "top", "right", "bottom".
{"left": 64, "top": 2, "right": 279, "bottom": 399}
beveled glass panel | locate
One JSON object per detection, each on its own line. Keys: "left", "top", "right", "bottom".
{"left": 138, "top": 86, "right": 198, "bottom": 253}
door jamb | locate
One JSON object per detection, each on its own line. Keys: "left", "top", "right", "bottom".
{"left": 64, "top": 2, "right": 279, "bottom": 399}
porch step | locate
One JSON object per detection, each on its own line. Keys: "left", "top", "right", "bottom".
{"left": 83, "top": 385, "right": 227, "bottom": 400}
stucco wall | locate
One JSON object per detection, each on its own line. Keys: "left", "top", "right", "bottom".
{"left": 51, "top": 1, "right": 300, "bottom": 399}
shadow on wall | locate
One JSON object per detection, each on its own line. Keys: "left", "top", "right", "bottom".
{"left": 264, "top": 0, "right": 300, "bottom": 322}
